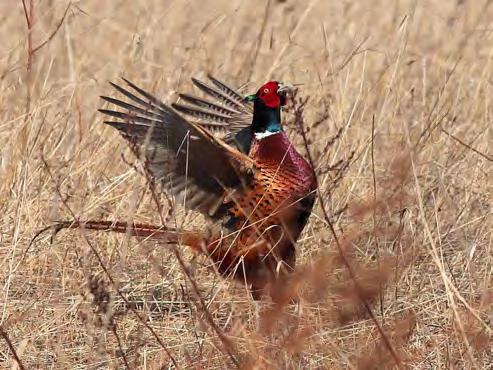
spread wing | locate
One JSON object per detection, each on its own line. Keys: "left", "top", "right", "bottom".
{"left": 99, "top": 78, "right": 254, "bottom": 219}
{"left": 172, "top": 75, "right": 254, "bottom": 153}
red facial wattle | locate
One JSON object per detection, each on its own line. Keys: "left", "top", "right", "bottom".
{"left": 257, "top": 81, "right": 281, "bottom": 108}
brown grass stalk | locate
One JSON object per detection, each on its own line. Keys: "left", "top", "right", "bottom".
{"left": 2, "top": 1, "right": 491, "bottom": 367}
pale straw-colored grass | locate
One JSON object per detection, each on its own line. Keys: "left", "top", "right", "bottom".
{"left": 1, "top": 0, "right": 491, "bottom": 368}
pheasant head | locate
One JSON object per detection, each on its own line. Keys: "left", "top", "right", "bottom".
{"left": 245, "top": 81, "right": 293, "bottom": 137}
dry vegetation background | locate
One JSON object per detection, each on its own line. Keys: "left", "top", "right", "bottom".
{"left": 1, "top": 0, "right": 492, "bottom": 368}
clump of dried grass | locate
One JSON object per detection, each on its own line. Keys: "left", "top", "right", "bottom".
{"left": 241, "top": 129, "right": 417, "bottom": 368}
{"left": 1, "top": 0, "right": 492, "bottom": 368}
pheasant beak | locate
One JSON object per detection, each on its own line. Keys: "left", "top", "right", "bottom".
{"left": 276, "top": 83, "right": 294, "bottom": 95}
{"left": 277, "top": 83, "right": 294, "bottom": 106}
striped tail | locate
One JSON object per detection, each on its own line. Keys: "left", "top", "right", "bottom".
{"left": 40, "top": 220, "right": 206, "bottom": 251}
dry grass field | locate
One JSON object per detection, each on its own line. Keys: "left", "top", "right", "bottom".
{"left": 1, "top": 0, "right": 492, "bottom": 368}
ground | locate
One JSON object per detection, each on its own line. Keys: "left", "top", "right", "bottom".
{"left": 0, "top": 0, "right": 491, "bottom": 368}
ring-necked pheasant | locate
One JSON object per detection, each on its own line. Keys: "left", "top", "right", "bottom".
{"left": 49, "top": 76, "right": 317, "bottom": 301}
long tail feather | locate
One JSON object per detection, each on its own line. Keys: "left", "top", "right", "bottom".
{"left": 33, "top": 220, "right": 206, "bottom": 250}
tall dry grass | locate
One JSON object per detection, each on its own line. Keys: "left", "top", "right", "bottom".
{"left": 1, "top": 0, "right": 492, "bottom": 368}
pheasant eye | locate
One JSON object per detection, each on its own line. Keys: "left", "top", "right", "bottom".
{"left": 263, "top": 88, "right": 270, "bottom": 94}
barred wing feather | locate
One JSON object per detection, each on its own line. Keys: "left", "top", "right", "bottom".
{"left": 172, "top": 75, "right": 253, "bottom": 152}
{"left": 99, "top": 78, "right": 252, "bottom": 219}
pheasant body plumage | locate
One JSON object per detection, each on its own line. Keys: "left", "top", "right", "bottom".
{"left": 50, "top": 76, "right": 317, "bottom": 301}
{"left": 202, "top": 131, "right": 316, "bottom": 295}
